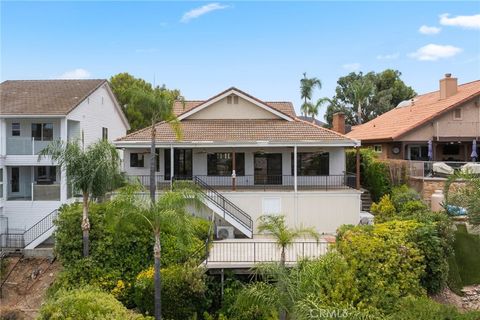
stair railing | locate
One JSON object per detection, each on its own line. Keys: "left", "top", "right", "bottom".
{"left": 22, "top": 209, "right": 59, "bottom": 248}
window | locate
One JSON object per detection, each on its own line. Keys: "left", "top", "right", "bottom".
{"left": 130, "top": 153, "right": 145, "bottom": 167}
{"left": 31, "top": 123, "right": 53, "bottom": 141}
{"left": 443, "top": 144, "right": 460, "bottom": 155}
{"left": 291, "top": 152, "right": 329, "bottom": 176}
{"left": 0, "top": 168, "right": 3, "bottom": 199}
{"left": 408, "top": 145, "right": 429, "bottom": 160}
{"left": 453, "top": 108, "right": 462, "bottom": 120}
{"left": 11, "top": 123, "right": 20, "bottom": 136}
{"left": 374, "top": 145, "right": 382, "bottom": 153}
{"left": 35, "top": 166, "right": 57, "bottom": 184}
{"left": 226, "top": 95, "right": 239, "bottom": 105}
{"left": 102, "top": 127, "right": 108, "bottom": 141}
{"left": 207, "top": 153, "right": 245, "bottom": 176}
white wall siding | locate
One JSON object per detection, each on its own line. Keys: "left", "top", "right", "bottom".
{"left": 67, "top": 85, "right": 128, "bottom": 147}
{"left": 3, "top": 201, "right": 61, "bottom": 230}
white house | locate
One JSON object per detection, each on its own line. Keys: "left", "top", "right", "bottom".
{"left": 0, "top": 79, "right": 130, "bottom": 249}
{"left": 116, "top": 87, "right": 362, "bottom": 261}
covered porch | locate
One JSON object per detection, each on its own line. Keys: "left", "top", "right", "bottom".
{"left": 123, "top": 145, "right": 357, "bottom": 191}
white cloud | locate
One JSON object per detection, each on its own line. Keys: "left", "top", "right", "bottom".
{"left": 440, "top": 13, "right": 480, "bottom": 29}
{"left": 58, "top": 68, "right": 91, "bottom": 79}
{"left": 181, "top": 3, "right": 229, "bottom": 23}
{"left": 376, "top": 53, "right": 400, "bottom": 60}
{"left": 409, "top": 44, "right": 462, "bottom": 61}
{"left": 342, "top": 63, "right": 361, "bottom": 72}
{"left": 419, "top": 25, "right": 441, "bottom": 35}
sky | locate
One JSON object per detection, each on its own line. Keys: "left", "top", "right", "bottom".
{"left": 1, "top": 1, "right": 479, "bottom": 119}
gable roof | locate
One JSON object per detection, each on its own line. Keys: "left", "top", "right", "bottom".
{"left": 0, "top": 79, "right": 106, "bottom": 115}
{"left": 173, "top": 87, "right": 296, "bottom": 120}
{"left": 116, "top": 118, "right": 355, "bottom": 145}
{"left": 346, "top": 80, "right": 480, "bottom": 142}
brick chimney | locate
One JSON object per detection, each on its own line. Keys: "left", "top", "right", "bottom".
{"left": 439, "top": 73, "right": 458, "bottom": 99}
{"left": 332, "top": 112, "right": 345, "bottom": 134}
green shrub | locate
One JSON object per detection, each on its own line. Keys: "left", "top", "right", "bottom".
{"left": 452, "top": 225, "right": 480, "bottom": 286}
{"left": 52, "top": 201, "right": 209, "bottom": 306}
{"left": 39, "top": 287, "right": 150, "bottom": 320}
{"left": 370, "top": 194, "right": 396, "bottom": 223}
{"left": 336, "top": 221, "right": 426, "bottom": 311}
{"left": 387, "top": 296, "right": 480, "bottom": 320}
{"left": 134, "top": 263, "right": 208, "bottom": 319}
{"left": 390, "top": 185, "right": 423, "bottom": 211}
{"left": 347, "top": 149, "right": 391, "bottom": 201}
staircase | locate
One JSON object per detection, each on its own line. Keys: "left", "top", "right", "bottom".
{"left": 194, "top": 176, "right": 253, "bottom": 238}
{"left": 0, "top": 209, "right": 58, "bottom": 250}
{"left": 361, "top": 189, "right": 373, "bottom": 212}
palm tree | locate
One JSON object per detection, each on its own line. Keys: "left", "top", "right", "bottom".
{"left": 350, "top": 79, "right": 373, "bottom": 125}
{"left": 39, "top": 139, "right": 120, "bottom": 257}
{"left": 258, "top": 215, "right": 319, "bottom": 267}
{"left": 110, "top": 182, "right": 203, "bottom": 320}
{"left": 128, "top": 89, "right": 182, "bottom": 203}
{"left": 300, "top": 73, "right": 322, "bottom": 117}
{"left": 257, "top": 215, "right": 319, "bottom": 320}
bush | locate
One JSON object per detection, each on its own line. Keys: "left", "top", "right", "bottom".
{"left": 52, "top": 201, "right": 209, "bottom": 306}
{"left": 388, "top": 296, "right": 480, "bottom": 320}
{"left": 347, "top": 149, "right": 391, "bottom": 201}
{"left": 39, "top": 287, "right": 150, "bottom": 320}
{"left": 390, "top": 185, "right": 423, "bottom": 211}
{"left": 370, "top": 194, "right": 396, "bottom": 223}
{"left": 452, "top": 225, "right": 480, "bottom": 286}
{"left": 134, "top": 263, "right": 208, "bottom": 319}
{"left": 336, "top": 221, "right": 426, "bottom": 311}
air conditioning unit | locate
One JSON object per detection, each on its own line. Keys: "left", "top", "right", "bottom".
{"left": 216, "top": 226, "right": 235, "bottom": 240}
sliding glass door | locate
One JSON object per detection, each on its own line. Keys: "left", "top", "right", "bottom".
{"left": 254, "top": 153, "right": 282, "bottom": 185}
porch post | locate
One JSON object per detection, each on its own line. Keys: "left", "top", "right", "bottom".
{"left": 232, "top": 150, "right": 236, "bottom": 191}
{"left": 294, "top": 145, "right": 297, "bottom": 192}
{"left": 170, "top": 145, "right": 174, "bottom": 189}
{"left": 60, "top": 118, "right": 68, "bottom": 202}
{"left": 355, "top": 147, "right": 361, "bottom": 190}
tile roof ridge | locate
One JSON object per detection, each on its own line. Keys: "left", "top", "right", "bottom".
{"left": 294, "top": 117, "right": 355, "bottom": 141}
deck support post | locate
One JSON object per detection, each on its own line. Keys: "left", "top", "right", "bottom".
{"left": 294, "top": 145, "right": 298, "bottom": 192}
{"left": 232, "top": 150, "right": 236, "bottom": 191}
{"left": 170, "top": 145, "right": 174, "bottom": 190}
{"left": 221, "top": 268, "right": 224, "bottom": 299}
{"left": 355, "top": 146, "right": 361, "bottom": 190}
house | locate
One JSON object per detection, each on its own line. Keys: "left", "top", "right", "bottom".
{"left": 0, "top": 79, "right": 130, "bottom": 249}
{"left": 115, "top": 87, "right": 362, "bottom": 255}
{"left": 346, "top": 74, "right": 480, "bottom": 162}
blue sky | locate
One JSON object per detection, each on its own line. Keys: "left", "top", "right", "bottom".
{"left": 1, "top": 1, "right": 479, "bottom": 119}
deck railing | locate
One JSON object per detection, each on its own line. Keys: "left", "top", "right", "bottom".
{"left": 407, "top": 161, "right": 480, "bottom": 178}
{"left": 206, "top": 240, "right": 330, "bottom": 264}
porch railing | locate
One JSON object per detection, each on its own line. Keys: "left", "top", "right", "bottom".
{"left": 406, "top": 161, "right": 480, "bottom": 178}
{"left": 206, "top": 240, "right": 330, "bottom": 264}
{"left": 6, "top": 137, "right": 52, "bottom": 155}
{"left": 125, "top": 174, "right": 171, "bottom": 190}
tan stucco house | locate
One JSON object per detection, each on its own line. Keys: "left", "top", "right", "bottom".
{"left": 346, "top": 74, "right": 480, "bottom": 162}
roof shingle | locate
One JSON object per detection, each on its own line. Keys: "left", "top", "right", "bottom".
{"left": 346, "top": 80, "right": 480, "bottom": 142}
{"left": 0, "top": 79, "right": 106, "bottom": 115}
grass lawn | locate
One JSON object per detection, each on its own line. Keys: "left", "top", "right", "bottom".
{"left": 452, "top": 224, "right": 480, "bottom": 286}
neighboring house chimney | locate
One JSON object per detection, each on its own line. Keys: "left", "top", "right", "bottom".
{"left": 332, "top": 112, "right": 346, "bottom": 134}
{"left": 439, "top": 73, "right": 458, "bottom": 99}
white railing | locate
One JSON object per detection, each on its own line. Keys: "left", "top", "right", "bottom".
{"left": 32, "top": 183, "right": 61, "bottom": 201}
{"left": 206, "top": 240, "right": 330, "bottom": 264}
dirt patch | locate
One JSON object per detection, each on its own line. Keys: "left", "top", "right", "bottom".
{"left": 432, "top": 286, "right": 480, "bottom": 312}
{"left": 0, "top": 257, "right": 61, "bottom": 319}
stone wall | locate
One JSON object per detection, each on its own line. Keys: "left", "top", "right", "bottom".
{"left": 407, "top": 176, "right": 466, "bottom": 208}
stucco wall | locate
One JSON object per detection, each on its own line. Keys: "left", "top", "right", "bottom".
{"left": 187, "top": 96, "right": 281, "bottom": 120}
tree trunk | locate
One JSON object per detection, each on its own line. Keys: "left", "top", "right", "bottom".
{"left": 154, "top": 232, "right": 162, "bottom": 320}
{"left": 81, "top": 192, "right": 90, "bottom": 257}
{"left": 357, "top": 102, "right": 362, "bottom": 124}
{"left": 150, "top": 121, "right": 156, "bottom": 203}
{"left": 279, "top": 246, "right": 287, "bottom": 320}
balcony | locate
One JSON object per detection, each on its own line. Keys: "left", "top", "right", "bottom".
{"left": 7, "top": 183, "right": 60, "bottom": 201}
{"left": 6, "top": 137, "right": 51, "bottom": 155}
{"left": 125, "top": 174, "right": 357, "bottom": 191}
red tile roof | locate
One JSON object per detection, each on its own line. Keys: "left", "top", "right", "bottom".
{"left": 346, "top": 80, "right": 480, "bottom": 142}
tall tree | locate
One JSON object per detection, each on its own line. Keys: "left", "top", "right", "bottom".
{"left": 257, "top": 215, "right": 319, "bottom": 320}
{"left": 39, "top": 139, "right": 120, "bottom": 257}
{"left": 300, "top": 73, "right": 322, "bottom": 117}
{"left": 350, "top": 78, "right": 374, "bottom": 124}
{"left": 110, "top": 73, "right": 181, "bottom": 132}
{"left": 127, "top": 88, "right": 182, "bottom": 202}
{"left": 324, "top": 69, "right": 416, "bottom": 126}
